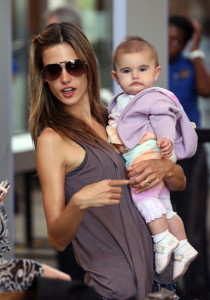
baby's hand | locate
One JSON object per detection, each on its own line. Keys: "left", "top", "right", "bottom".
{"left": 157, "top": 138, "right": 173, "bottom": 158}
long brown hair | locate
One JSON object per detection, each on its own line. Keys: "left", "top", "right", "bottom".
{"left": 29, "top": 22, "right": 108, "bottom": 147}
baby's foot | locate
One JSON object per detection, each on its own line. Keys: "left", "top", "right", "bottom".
{"left": 154, "top": 232, "right": 179, "bottom": 274}
{"left": 173, "top": 242, "right": 198, "bottom": 282}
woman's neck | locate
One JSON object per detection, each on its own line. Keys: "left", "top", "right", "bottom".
{"left": 65, "top": 100, "right": 92, "bottom": 122}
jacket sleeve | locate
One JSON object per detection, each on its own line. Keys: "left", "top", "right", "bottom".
{"left": 149, "top": 98, "right": 181, "bottom": 144}
{"left": 148, "top": 96, "right": 197, "bottom": 159}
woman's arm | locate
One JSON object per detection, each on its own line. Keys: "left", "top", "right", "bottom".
{"left": 127, "top": 159, "right": 186, "bottom": 193}
{"left": 36, "top": 129, "right": 128, "bottom": 251}
{"left": 36, "top": 129, "right": 80, "bottom": 251}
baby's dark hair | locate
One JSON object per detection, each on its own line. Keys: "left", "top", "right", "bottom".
{"left": 113, "top": 35, "right": 159, "bottom": 70}
{"left": 169, "top": 15, "right": 194, "bottom": 44}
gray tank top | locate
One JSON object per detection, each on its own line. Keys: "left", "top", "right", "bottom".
{"left": 65, "top": 142, "right": 153, "bottom": 300}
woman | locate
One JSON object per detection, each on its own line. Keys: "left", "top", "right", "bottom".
{"left": 29, "top": 22, "right": 186, "bottom": 300}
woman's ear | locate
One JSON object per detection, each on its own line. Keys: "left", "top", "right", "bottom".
{"left": 154, "top": 66, "right": 162, "bottom": 81}
{"left": 111, "top": 71, "right": 120, "bottom": 85}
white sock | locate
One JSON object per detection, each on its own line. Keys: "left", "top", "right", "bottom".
{"left": 174, "top": 239, "right": 188, "bottom": 252}
{"left": 152, "top": 230, "right": 169, "bottom": 244}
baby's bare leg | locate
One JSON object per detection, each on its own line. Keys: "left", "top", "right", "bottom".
{"left": 147, "top": 214, "right": 168, "bottom": 235}
{"left": 167, "top": 214, "right": 187, "bottom": 241}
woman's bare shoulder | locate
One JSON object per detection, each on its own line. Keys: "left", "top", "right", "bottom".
{"left": 36, "top": 127, "right": 86, "bottom": 174}
{"left": 38, "top": 127, "right": 63, "bottom": 144}
{"left": 36, "top": 128, "right": 70, "bottom": 165}
{"left": 37, "top": 127, "right": 72, "bottom": 152}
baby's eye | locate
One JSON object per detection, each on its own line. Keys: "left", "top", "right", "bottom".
{"left": 139, "top": 67, "right": 147, "bottom": 72}
{"left": 122, "top": 69, "right": 130, "bottom": 74}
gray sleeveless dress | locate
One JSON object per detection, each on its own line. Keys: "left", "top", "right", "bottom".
{"left": 65, "top": 143, "right": 153, "bottom": 300}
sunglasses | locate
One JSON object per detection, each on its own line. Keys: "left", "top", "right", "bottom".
{"left": 41, "top": 59, "right": 86, "bottom": 81}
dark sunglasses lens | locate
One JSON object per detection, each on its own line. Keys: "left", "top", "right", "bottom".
{"left": 43, "top": 64, "right": 62, "bottom": 81}
{"left": 66, "top": 59, "right": 85, "bottom": 77}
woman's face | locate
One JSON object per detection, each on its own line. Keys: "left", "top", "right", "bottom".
{"left": 168, "top": 24, "right": 186, "bottom": 63}
{"left": 42, "top": 43, "right": 89, "bottom": 112}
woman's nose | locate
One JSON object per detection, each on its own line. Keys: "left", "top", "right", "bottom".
{"left": 60, "top": 66, "right": 72, "bottom": 82}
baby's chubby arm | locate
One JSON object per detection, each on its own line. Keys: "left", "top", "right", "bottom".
{"left": 157, "top": 137, "right": 173, "bottom": 158}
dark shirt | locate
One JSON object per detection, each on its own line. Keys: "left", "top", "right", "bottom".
{"left": 169, "top": 54, "right": 200, "bottom": 126}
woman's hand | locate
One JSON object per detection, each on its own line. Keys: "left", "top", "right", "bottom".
{"left": 47, "top": 179, "right": 129, "bottom": 251}
{"left": 72, "top": 179, "right": 129, "bottom": 210}
{"left": 127, "top": 159, "right": 186, "bottom": 193}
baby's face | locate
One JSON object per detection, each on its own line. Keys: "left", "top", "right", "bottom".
{"left": 113, "top": 50, "right": 161, "bottom": 95}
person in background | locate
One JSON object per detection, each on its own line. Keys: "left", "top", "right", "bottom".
{"left": 0, "top": 180, "right": 70, "bottom": 294}
{"left": 28, "top": 22, "right": 186, "bottom": 300}
{"left": 107, "top": 35, "right": 198, "bottom": 283}
{"left": 169, "top": 15, "right": 210, "bottom": 300}
{"left": 43, "top": 4, "right": 82, "bottom": 29}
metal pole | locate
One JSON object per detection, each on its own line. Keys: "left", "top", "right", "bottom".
{"left": 0, "top": 0, "right": 14, "bottom": 259}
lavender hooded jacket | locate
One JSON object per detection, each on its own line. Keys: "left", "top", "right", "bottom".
{"left": 108, "top": 87, "right": 198, "bottom": 160}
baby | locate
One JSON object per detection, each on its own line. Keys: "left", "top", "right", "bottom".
{"left": 106, "top": 36, "right": 198, "bottom": 282}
